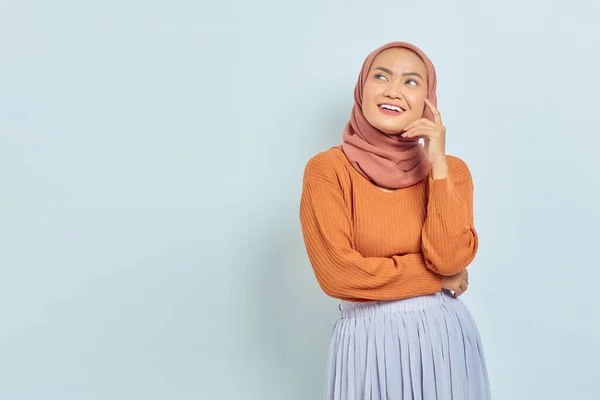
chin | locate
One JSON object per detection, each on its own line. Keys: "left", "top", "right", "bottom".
{"left": 374, "top": 123, "right": 404, "bottom": 135}
{"left": 365, "top": 112, "right": 409, "bottom": 135}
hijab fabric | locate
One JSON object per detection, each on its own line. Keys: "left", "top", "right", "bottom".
{"left": 340, "top": 41, "right": 438, "bottom": 189}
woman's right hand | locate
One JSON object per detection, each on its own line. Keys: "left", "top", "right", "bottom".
{"left": 442, "top": 269, "right": 469, "bottom": 297}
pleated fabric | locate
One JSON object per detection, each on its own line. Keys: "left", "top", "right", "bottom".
{"left": 325, "top": 290, "right": 491, "bottom": 400}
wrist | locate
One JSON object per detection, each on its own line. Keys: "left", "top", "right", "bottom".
{"left": 430, "top": 158, "right": 448, "bottom": 179}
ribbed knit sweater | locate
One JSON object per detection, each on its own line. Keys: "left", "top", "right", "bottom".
{"left": 299, "top": 147, "right": 478, "bottom": 302}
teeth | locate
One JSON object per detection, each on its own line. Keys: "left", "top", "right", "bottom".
{"left": 380, "top": 104, "right": 402, "bottom": 112}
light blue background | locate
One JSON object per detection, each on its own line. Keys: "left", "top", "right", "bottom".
{"left": 1, "top": 1, "right": 599, "bottom": 399}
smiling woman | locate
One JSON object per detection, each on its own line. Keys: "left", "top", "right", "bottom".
{"left": 362, "top": 48, "right": 429, "bottom": 134}
{"left": 299, "top": 42, "right": 492, "bottom": 399}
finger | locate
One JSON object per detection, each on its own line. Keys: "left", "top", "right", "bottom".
{"left": 454, "top": 287, "right": 464, "bottom": 297}
{"left": 424, "top": 98, "right": 443, "bottom": 124}
{"left": 401, "top": 127, "right": 431, "bottom": 139}
{"left": 401, "top": 119, "right": 441, "bottom": 137}
{"left": 402, "top": 118, "right": 429, "bottom": 131}
{"left": 403, "top": 128, "right": 437, "bottom": 140}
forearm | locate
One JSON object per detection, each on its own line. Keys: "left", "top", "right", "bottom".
{"left": 306, "top": 248, "right": 443, "bottom": 302}
{"left": 421, "top": 167, "right": 478, "bottom": 275}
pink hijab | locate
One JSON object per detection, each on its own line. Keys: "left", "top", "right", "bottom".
{"left": 340, "top": 41, "right": 438, "bottom": 189}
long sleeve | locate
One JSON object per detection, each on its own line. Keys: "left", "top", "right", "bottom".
{"left": 421, "top": 156, "right": 479, "bottom": 276}
{"left": 299, "top": 157, "right": 442, "bottom": 302}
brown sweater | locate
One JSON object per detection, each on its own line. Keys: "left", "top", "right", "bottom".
{"left": 299, "top": 148, "right": 478, "bottom": 302}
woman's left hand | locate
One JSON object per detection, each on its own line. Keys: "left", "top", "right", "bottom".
{"left": 401, "top": 99, "right": 447, "bottom": 167}
{"left": 442, "top": 269, "right": 469, "bottom": 298}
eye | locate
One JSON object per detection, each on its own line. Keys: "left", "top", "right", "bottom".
{"left": 406, "top": 79, "right": 418, "bottom": 86}
{"left": 375, "top": 74, "right": 388, "bottom": 81}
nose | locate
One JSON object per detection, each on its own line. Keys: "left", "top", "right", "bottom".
{"left": 383, "top": 82, "right": 404, "bottom": 100}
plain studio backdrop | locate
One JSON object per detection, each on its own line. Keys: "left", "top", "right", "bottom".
{"left": 1, "top": 1, "right": 599, "bottom": 399}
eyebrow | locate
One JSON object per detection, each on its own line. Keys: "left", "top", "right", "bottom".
{"left": 374, "top": 67, "right": 424, "bottom": 81}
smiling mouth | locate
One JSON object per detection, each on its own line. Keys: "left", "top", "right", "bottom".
{"left": 378, "top": 103, "right": 405, "bottom": 114}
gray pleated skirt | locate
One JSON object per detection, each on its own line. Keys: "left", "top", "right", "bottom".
{"left": 326, "top": 290, "right": 491, "bottom": 400}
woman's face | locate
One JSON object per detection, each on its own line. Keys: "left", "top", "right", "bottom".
{"left": 361, "top": 48, "right": 429, "bottom": 135}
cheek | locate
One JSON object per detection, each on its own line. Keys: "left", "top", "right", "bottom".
{"left": 361, "top": 85, "right": 377, "bottom": 108}
{"left": 408, "top": 92, "right": 427, "bottom": 112}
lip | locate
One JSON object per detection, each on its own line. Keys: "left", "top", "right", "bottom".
{"left": 377, "top": 103, "right": 405, "bottom": 115}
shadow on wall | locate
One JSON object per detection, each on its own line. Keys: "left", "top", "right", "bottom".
{"left": 235, "top": 212, "right": 338, "bottom": 400}
{"left": 233, "top": 93, "right": 349, "bottom": 400}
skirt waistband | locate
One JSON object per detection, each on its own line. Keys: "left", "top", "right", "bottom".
{"left": 339, "top": 290, "right": 452, "bottom": 319}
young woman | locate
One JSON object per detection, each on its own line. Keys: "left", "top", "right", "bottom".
{"left": 299, "top": 42, "right": 491, "bottom": 399}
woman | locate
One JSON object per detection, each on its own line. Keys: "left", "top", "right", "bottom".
{"left": 299, "top": 42, "right": 491, "bottom": 399}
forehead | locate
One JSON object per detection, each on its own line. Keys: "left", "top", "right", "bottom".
{"left": 370, "top": 48, "right": 427, "bottom": 76}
